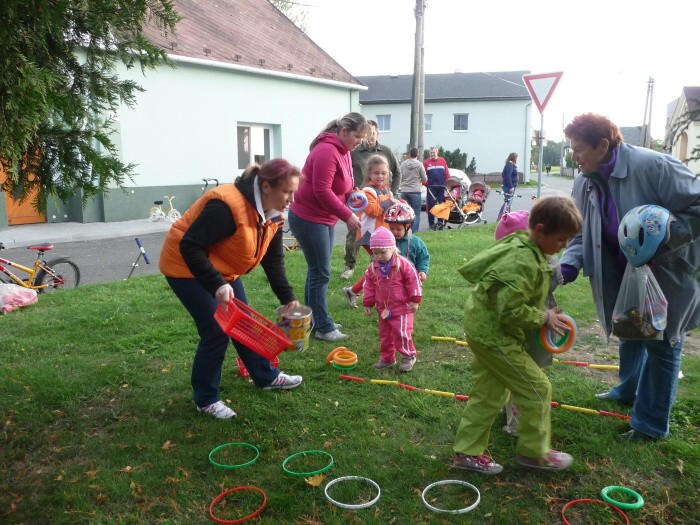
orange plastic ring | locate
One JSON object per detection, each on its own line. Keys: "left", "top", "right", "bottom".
{"left": 539, "top": 314, "right": 577, "bottom": 354}
{"left": 326, "top": 347, "right": 347, "bottom": 364}
{"left": 332, "top": 352, "right": 358, "bottom": 366}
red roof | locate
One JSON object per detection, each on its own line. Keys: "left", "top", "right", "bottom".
{"left": 144, "top": 0, "right": 361, "bottom": 86}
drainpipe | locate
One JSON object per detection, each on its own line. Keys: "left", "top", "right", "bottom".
{"left": 523, "top": 102, "right": 532, "bottom": 183}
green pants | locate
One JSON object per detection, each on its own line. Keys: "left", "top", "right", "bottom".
{"left": 453, "top": 339, "right": 552, "bottom": 458}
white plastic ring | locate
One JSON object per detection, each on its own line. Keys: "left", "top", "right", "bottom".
{"left": 421, "top": 479, "right": 481, "bottom": 514}
{"left": 324, "top": 476, "right": 381, "bottom": 510}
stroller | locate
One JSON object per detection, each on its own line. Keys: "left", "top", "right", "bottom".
{"left": 429, "top": 176, "right": 489, "bottom": 228}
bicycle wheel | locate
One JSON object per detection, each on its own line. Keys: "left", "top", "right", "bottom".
{"left": 35, "top": 258, "right": 81, "bottom": 292}
{"left": 148, "top": 208, "right": 164, "bottom": 222}
{"left": 166, "top": 209, "right": 181, "bottom": 223}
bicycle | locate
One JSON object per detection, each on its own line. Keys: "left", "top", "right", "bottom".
{"left": 496, "top": 188, "right": 522, "bottom": 221}
{"left": 0, "top": 242, "right": 81, "bottom": 292}
{"left": 281, "top": 210, "right": 299, "bottom": 251}
{"left": 148, "top": 195, "right": 182, "bottom": 223}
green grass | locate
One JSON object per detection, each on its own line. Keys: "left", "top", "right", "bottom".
{"left": 1, "top": 225, "right": 699, "bottom": 524}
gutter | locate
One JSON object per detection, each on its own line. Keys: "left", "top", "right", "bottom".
{"left": 168, "top": 53, "right": 368, "bottom": 91}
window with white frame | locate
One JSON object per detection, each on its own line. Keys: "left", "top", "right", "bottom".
{"left": 376, "top": 115, "right": 391, "bottom": 132}
{"left": 424, "top": 113, "right": 432, "bottom": 132}
{"left": 237, "top": 124, "right": 271, "bottom": 169}
{"left": 453, "top": 113, "right": 469, "bottom": 131}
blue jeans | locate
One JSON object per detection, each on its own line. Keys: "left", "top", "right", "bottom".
{"left": 401, "top": 191, "right": 422, "bottom": 232}
{"left": 166, "top": 276, "right": 280, "bottom": 406}
{"left": 607, "top": 335, "right": 683, "bottom": 437}
{"left": 288, "top": 210, "right": 336, "bottom": 334}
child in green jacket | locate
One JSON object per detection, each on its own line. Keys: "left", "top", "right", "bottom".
{"left": 452, "top": 196, "right": 582, "bottom": 474}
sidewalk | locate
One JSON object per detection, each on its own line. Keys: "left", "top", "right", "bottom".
{"left": 0, "top": 219, "right": 170, "bottom": 249}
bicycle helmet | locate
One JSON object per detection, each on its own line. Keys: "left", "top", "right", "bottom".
{"left": 384, "top": 202, "right": 415, "bottom": 224}
{"left": 618, "top": 205, "right": 671, "bottom": 267}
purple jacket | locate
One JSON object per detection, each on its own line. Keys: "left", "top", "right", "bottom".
{"left": 290, "top": 132, "right": 354, "bottom": 226}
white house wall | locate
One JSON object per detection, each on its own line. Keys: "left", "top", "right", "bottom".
{"left": 361, "top": 99, "right": 532, "bottom": 175}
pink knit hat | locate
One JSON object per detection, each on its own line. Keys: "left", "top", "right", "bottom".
{"left": 495, "top": 210, "right": 530, "bottom": 240}
{"left": 370, "top": 226, "right": 396, "bottom": 249}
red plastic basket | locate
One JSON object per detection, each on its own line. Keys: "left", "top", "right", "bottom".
{"left": 214, "top": 298, "right": 292, "bottom": 360}
{"left": 236, "top": 356, "right": 279, "bottom": 378}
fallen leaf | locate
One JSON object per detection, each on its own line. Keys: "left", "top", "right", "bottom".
{"left": 304, "top": 474, "right": 325, "bottom": 487}
{"left": 677, "top": 459, "right": 684, "bottom": 475}
{"left": 323, "top": 441, "right": 333, "bottom": 448}
{"left": 161, "top": 440, "right": 175, "bottom": 451}
{"left": 85, "top": 466, "right": 100, "bottom": 480}
{"left": 118, "top": 466, "right": 133, "bottom": 473}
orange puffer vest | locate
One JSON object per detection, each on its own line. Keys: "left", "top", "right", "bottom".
{"left": 159, "top": 185, "right": 280, "bottom": 280}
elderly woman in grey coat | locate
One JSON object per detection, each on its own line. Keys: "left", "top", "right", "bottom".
{"left": 560, "top": 113, "right": 700, "bottom": 441}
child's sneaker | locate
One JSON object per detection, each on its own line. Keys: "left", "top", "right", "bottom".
{"left": 452, "top": 453, "right": 503, "bottom": 475}
{"left": 372, "top": 360, "right": 395, "bottom": 370}
{"left": 399, "top": 355, "right": 416, "bottom": 372}
{"left": 516, "top": 450, "right": 573, "bottom": 472}
{"left": 342, "top": 286, "right": 358, "bottom": 308}
{"left": 263, "top": 372, "right": 303, "bottom": 390}
{"left": 340, "top": 267, "right": 354, "bottom": 280}
{"left": 196, "top": 400, "right": 237, "bottom": 419}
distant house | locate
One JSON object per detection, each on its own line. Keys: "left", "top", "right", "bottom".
{"left": 356, "top": 71, "right": 532, "bottom": 176}
{"left": 2, "top": 0, "right": 364, "bottom": 226}
{"left": 665, "top": 86, "right": 700, "bottom": 176}
{"left": 619, "top": 126, "right": 644, "bottom": 147}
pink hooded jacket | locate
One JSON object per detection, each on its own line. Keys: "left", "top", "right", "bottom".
{"left": 290, "top": 132, "right": 354, "bottom": 225}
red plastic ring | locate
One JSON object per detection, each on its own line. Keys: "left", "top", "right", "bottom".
{"left": 561, "top": 498, "right": 629, "bottom": 525}
{"left": 209, "top": 486, "right": 267, "bottom": 524}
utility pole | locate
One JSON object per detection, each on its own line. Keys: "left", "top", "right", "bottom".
{"left": 409, "top": 0, "right": 426, "bottom": 154}
{"left": 641, "top": 76, "right": 654, "bottom": 148}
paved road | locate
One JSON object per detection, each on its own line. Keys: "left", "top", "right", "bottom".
{"left": 1, "top": 176, "right": 573, "bottom": 286}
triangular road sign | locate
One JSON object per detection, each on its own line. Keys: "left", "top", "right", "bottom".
{"left": 523, "top": 72, "right": 563, "bottom": 114}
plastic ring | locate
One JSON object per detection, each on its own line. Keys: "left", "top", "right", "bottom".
{"left": 209, "top": 442, "right": 260, "bottom": 470}
{"left": 326, "top": 347, "right": 347, "bottom": 364}
{"left": 332, "top": 362, "right": 357, "bottom": 371}
{"left": 332, "top": 353, "right": 358, "bottom": 365}
{"left": 539, "top": 314, "right": 577, "bottom": 353}
{"left": 209, "top": 486, "right": 267, "bottom": 524}
{"left": 282, "top": 450, "right": 334, "bottom": 477}
{"left": 600, "top": 486, "right": 645, "bottom": 510}
{"left": 324, "top": 476, "right": 381, "bottom": 509}
{"left": 347, "top": 191, "right": 368, "bottom": 212}
{"left": 421, "top": 479, "right": 480, "bottom": 514}
{"left": 561, "top": 498, "right": 629, "bottom": 525}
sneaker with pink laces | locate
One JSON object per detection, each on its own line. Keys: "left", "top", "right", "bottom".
{"left": 516, "top": 450, "right": 573, "bottom": 472}
{"left": 452, "top": 453, "right": 503, "bottom": 475}
{"left": 196, "top": 400, "right": 237, "bottom": 419}
{"left": 263, "top": 372, "right": 303, "bottom": 390}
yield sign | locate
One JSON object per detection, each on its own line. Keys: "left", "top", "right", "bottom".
{"left": 523, "top": 72, "right": 563, "bottom": 114}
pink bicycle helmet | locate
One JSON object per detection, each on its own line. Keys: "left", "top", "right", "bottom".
{"left": 384, "top": 202, "right": 416, "bottom": 224}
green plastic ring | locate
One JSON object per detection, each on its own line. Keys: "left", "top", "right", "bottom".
{"left": 282, "top": 450, "right": 334, "bottom": 477}
{"left": 600, "top": 486, "right": 645, "bottom": 510}
{"left": 332, "top": 361, "right": 357, "bottom": 370}
{"left": 209, "top": 442, "right": 260, "bottom": 470}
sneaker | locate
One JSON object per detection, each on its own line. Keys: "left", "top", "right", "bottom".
{"left": 452, "top": 453, "right": 503, "bottom": 475}
{"left": 263, "top": 372, "right": 303, "bottom": 390}
{"left": 619, "top": 429, "right": 657, "bottom": 441}
{"left": 315, "top": 329, "right": 349, "bottom": 342}
{"left": 595, "top": 392, "right": 612, "bottom": 399}
{"left": 343, "top": 287, "right": 358, "bottom": 308}
{"left": 340, "top": 267, "right": 354, "bottom": 280}
{"left": 196, "top": 400, "right": 237, "bottom": 419}
{"left": 399, "top": 355, "right": 416, "bottom": 372}
{"left": 372, "top": 360, "right": 396, "bottom": 370}
{"left": 516, "top": 450, "right": 573, "bottom": 472}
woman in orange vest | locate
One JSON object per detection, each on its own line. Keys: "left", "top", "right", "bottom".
{"left": 159, "top": 159, "right": 302, "bottom": 419}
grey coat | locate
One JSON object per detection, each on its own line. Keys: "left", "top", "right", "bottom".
{"left": 560, "top": 143, "right": 700, "bottom": 345}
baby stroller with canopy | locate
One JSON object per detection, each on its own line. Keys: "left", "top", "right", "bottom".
{"left": 429, "top": 176, "right": 489, "bottom": 228}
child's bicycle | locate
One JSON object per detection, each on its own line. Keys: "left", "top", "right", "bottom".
{"left": 496, "top": 188, "right": 522, "bottom": 221}
{"left": 148, "top": 195, "right": 181, "bottom": 223}
{"left": 0, "top": 242, "right": 81, "bottom": 292}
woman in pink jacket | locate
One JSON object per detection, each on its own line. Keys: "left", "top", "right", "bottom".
{"left": 288, "top": 112, "right": 370, "bottom": 342}
{"left": 362, "top": 227, "right": 423, "bottom": 372}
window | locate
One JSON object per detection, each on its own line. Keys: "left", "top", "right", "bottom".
{"left": 424, "top": 113, "right": 432, "bottom": 132}
{"left": 376, "top": 115, "right": 391, "bottom": 132}
{"left": 237, "top": 124, "right": 271, "bottom": 169}
{"left": 453, "top": 113, "right": 469, "bottom": 131}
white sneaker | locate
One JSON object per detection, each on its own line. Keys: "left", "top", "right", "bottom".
{"left": 263, "top": 372, "right": 303, "bottom": 390}
{"left": 196, "top": 400, "right": 237, "bottom": 419}
{"left": 315, "top": 329, "right": 349, "bottom": 342}
{"left": 343, "top": 286, "right": 358, "bottom": 308}
{"left": 340, "top": 267, "right": 354, "bottom": 280}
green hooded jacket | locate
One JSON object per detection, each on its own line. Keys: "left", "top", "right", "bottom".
{"left": 459, "top": 231, "right": 550, "bottom": 347}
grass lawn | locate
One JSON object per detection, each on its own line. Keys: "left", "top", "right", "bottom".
{"left": 1, "top": 224, "right": 698, "bottom": 524}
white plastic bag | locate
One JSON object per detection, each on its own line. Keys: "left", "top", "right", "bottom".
{"left": 612, "top": 264, "right": 667, "bottom": 340}
{"left": 0, "top": 283, "right": 38, "bottom": 314}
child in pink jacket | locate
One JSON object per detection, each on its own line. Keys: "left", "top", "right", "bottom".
{"left": 363, "top": 227, "right": 422, "bottom": 372}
